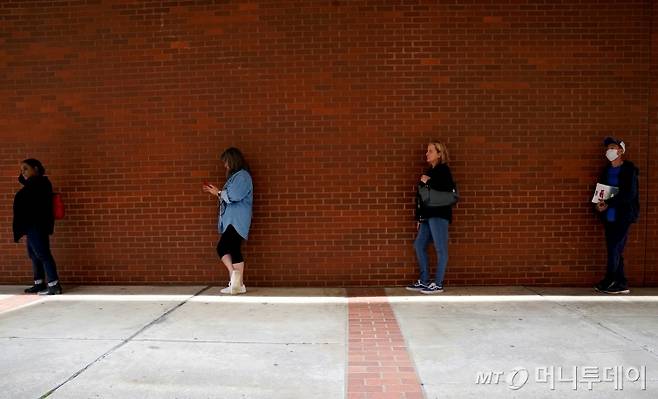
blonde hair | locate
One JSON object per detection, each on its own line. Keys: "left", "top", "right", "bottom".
{"left": 429, "top": 140, "right": 449, "bottom": 164}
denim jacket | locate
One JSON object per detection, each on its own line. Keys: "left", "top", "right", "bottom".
{"left": 219, "top": 169, "right": 253, "bottom": 239}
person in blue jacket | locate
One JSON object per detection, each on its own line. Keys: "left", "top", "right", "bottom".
{"left": 594, "top": 137, "right": 639, "bottom": 294}
{"left": 204, "top": 148, "right": 253, "bottom": 295}
{"left": 13, "top": 158, "right": 62, "bottom": 295}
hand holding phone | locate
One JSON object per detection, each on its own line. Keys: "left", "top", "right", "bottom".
{"left": 202, "top": 182, "right": 219, "bottom": 197}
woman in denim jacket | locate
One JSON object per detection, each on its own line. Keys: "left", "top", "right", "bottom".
{"left": 204, "top": 148, "right": 253, "bottom": 295}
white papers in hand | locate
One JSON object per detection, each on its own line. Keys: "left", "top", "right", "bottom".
{"left": 592, "top": 183, "right": 619, "bottom": 203}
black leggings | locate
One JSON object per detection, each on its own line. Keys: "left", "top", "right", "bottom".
{"left": 216, "top": 225, "right": 244, "bottom": 263}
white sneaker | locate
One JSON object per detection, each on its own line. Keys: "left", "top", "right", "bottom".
{"left": 220, "top": 284, "right": 246, "bottom": 294}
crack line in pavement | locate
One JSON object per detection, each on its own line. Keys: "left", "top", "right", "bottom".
{"left": 3, "top": 336, "right": 123, "bottom": 342}
{"left": 38, "top": 285, "right": 211, "bottom": 399}
{"left": 131, "top": 338, "right": 337, "bottom": 345}
{"left": 523, "top": 286, "right": 658, "bottom": 360}
{"left": 3, "top": 336, "right": 337, "bottom": 345}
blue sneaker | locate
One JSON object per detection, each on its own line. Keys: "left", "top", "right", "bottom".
{"left": 406, "top": 280, "right": 429, "bottom": 292}
{"left": 421, "top": 283, "right": 444, "bottom": 294}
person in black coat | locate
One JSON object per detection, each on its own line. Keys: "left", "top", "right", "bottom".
{"left": 406, "top": 140, "right": 456, "bottom": 294}
{"left": 13, "top": 159, "right": 62, "bottom": 295}
{"left": 594, "top": 137, "right": 639, "bottom": 294}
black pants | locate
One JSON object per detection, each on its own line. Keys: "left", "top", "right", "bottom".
{"left": 217, "top": 225, "right": 244, "bottom": 264}
{"left": 604, "top": 221, "right": 630, "bottom": 286}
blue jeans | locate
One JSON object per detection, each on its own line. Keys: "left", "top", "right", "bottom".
{"left": 414, "top": 217, "right": 449, "bottom": 285}
{"left": 26, "top": 229, "right": 59, "bottom": 284}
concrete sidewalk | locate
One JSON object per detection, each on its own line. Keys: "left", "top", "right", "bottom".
{"left": 1, "top": 285, "right": 657, "bottom": 399}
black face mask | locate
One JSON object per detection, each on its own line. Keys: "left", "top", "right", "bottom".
{"left": 18, "top": 174, "right": 26, "bottom": 185}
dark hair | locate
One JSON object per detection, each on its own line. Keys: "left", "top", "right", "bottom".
{"left": 22, "top": 158, "right": 46, "bottom": 176}
{"left": 220, "top": 147, "right": 249, "bottom": 177}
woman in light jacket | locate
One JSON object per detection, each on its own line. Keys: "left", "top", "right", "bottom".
{"left": 406, "top": 140, "right": 456, "bottom": 294}
{"left": 204, "top": 148, "right": 253, "bottom": 295}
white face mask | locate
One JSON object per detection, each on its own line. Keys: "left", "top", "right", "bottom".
{"left": 605, "top": 148, "right": 619, "bottom": 162}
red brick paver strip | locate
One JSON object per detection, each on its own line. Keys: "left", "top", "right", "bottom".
{"left": 347, "top": 288, "right": 425, "bottom": 399}
{"left": 0, "top": 294, "right": 42, "bottom": 314}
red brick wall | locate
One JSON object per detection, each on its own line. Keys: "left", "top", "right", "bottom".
{"left": 647, "top": 0, "right": 658, "bottom": 286}
{"left": 0, "top": 1, "right": 655, "bottom": 287}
